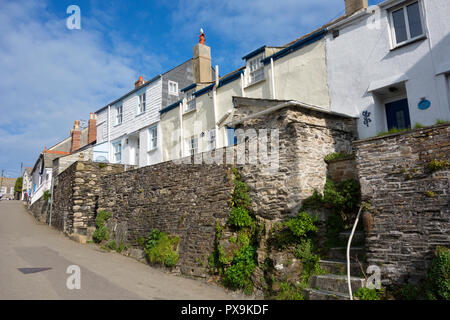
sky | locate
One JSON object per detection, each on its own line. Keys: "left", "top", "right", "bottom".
{"left": 0, "top": 0, "right": 383, "bottom": 178}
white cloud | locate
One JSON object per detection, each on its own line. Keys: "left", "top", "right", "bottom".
{"left": 0, "top": 0, "right": 147, "bottom": 175}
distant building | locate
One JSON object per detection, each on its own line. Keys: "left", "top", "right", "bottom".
{"left": 22, "top": 167, "right": 32, "bottom": 201}
{"left": 0, "top": 177, "right": 17, "bottom": 200}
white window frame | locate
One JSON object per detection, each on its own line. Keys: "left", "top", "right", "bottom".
{"left": 185, "top": 91, "right": 196, "bottom": 113}
{"left": 148, "top": 125, "right": 158, "bottom": 151}
{"left": 246, "top": 53, "right": 265, "bottom": 86}
{"left": 115, "top": 105, "right": 123, "bottom": 125}
{"left": 389, "top": 0, "right": 426, "bottom": 48}
{"left": 187, "top": 135, "right": 198, "bottom": 156}
{"left": 113, "top": 141, "right": 122, "bottom": 163}
{"left": 208, "top": 129, "right": 216, "bottom": 151}
{"left": 168, "top": 80, "right": 179, "bottom": 96}
{"left": 137, "top": 92, "right": 146, "bottom": 115}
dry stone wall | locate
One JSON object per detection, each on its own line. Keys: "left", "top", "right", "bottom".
{"left": 355, "top": 123, "right": 450, "bottom": 286}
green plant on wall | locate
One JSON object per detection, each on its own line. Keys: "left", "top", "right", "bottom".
{"left": 143, "top": 229, "right": 179, "bottom": 268}
{"left": 92, "top": 210, "right": 112, "bottom": 243}
{"left": 324, "top": 152, "right": 355, "bottom": 163}
{"left": 425, "top": 246, "right": 450, "bottom": 300}
{"left": 43, "top": 190, "right": 51, "bottom": 202}
{"left": 354, "top": 287, "right": 383, "bottom": 300}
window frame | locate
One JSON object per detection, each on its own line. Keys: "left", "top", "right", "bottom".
{"left": 389, "top": 0, "right": 426, "bottom": 48}
{"left": 137, "top": 92, "right": 146, "bottom": 115}
{"left": 207, "top": 129, "right": 216, "bottom": 151}
{"left": 148, "top": 125, "right": 158, "bottom": 151}
{"left": 246, "top": 53, "right": 265, "bottom": 86}
{"left": 168, "top": 80, "right": 179, "bottom": 96}
{"left": 187, "top": 135, "right": 198, "bottom": 156}
{"left": 185, "top": 91, "right": 196, "bottom": 113}
{"left": 115, "top": 105, "right": 123, "bottom": 125}
{"left": 113, "top": 141, "right": 122, "bottom": 163}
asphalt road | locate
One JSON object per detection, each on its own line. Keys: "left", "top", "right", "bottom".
{"left": 0, "top": 200, "right": 246, "bottom": 300}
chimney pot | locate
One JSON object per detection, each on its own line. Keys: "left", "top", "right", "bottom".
{"left": 88, "top": 112, "right": 97, "bottom": 145}
{"left": 135, "top": 76, "right": 145, "bottom": 88}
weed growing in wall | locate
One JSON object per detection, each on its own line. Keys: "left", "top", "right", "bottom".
{"left": 354, "top": 287, "right": 383, "bottom": 300}
{"left": 425, "top": 246, "right": 450, "bottom": 300}
{"left": 324, "top": 152, "right": 355, "bottom": 163}
{"left": 92, "top": 210, "right": 111, "bottom": 243}
{"left": 144, "top": 229, "right": 179, "bottom": 268}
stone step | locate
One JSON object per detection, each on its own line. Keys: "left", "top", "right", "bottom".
{"left": 319, "top": 259, "right": 364, "bottom": 276}
{"left": 327, "top": 246, "right": 365, "bottom": 261}
{"left": 338, "top": 231, "right": 365, "bottom": 245}
{"left": 310, "top": 274, "right": 366, "bottom": 294}
{"left": 303, "top": 288, "right": 350, "bottom": 300}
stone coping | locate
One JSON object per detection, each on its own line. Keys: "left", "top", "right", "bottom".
{"left": 354, "top": 122, "right": 450, "bottom": 145}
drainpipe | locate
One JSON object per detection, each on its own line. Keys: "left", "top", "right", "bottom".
{"left": 179, "top": 100, "right": 184, "bottom": 158}
{"left": 240, "top": 73, "right": 245, "bottom": 97}
{"left": 347, "top": 206, "right": 363, "bottom": 300}
{"left": 212, "top": 65, "right": 220, "bottom": 148}
{"left": 107, "top": 105, "right": 111, "bottom": 162}
{"left": 270, "top": 57, "right": 276, "bottom": 99}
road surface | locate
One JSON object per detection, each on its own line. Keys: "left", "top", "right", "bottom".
{"left": 0, "top": 200, "right": 246, "bottom": 300}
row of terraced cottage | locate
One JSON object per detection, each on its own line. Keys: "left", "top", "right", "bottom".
{"left": 26, "top": 0, "right": 449, "bottom": 297}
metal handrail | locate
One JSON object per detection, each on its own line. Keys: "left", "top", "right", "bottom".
{"left": 347, "top": 206, "right": 363, "bottom": 300}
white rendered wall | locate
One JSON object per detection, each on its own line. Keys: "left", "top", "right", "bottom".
{"left": 326, "top": 0, "right": 450, "bottom": 139}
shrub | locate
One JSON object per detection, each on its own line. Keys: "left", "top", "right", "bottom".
{"left": 285, "top": 211, "right": 318, "bottom": 238}
{"left": 401, "top": 283, "right": 419, "bottom": 300}
{"left": 223, "top": 245, "right": 257, "bottom": 293}
{"left": 14, "top": 177, "right": 23, "bottom": 193}
{"left": 43, "top": 190, "right": 51, "bottom": 202}
{"left": 92, "top": 210, "right": 112, "bottom": 243}
{"left": 144, "top": 229, "right": 179, "bottom": 268}
{"left": 425, "top": 246, "right": 450, "bottom": 300}
{"left": 228, "top": 207, "right": 252, "bottom": 228}
{"left": 293, "top": 239, "right": 321, "bottom": 282}
{"left": 275, "top": 282, "right": 305, "bottom": 300}
{"left": 354, "top": 287, "right": 382, "bottom": 300}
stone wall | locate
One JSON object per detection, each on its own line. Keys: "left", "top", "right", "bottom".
{"left": 28, "top": 195, "right": 50, "bottom": 224}
{"left": 234, "top": 103, "right": 357, "bottom": 220}
{"left": 327, "top": 158, "right": 357, "bottom": 182}
{"left": 52, "top": 161, "right": 125, "bottom": 243}
{"left": 97, "top": 160, "right": 234, "bottom": 278}
{"left": 355, "top": 123, "right": 450, "bottom": 285}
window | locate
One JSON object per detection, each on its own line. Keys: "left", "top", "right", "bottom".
{"left": 390, "top": 1, "right": 424, "bottom": 46}
{"left": 168, "top": 81, "right": 178, "bottom": 96}
{"left": 138, "top": 93, "right": 146, "bottom": 114}
{"left": 226, "top": 126, "right": 237, "bottom": 146}
{"left": 208, "top": 129, "right": 216, "bottom": 150}
{"left": 149, "top": 126, "right": 158, "bottom": 150}
{"left": 187, "top": 136, "right": 198, "bottom": 156}
{"left": 247, "top": 54, "right": 265, "bottom": 85}
{"left": 185, "top": 91, "right": 196, "bottom": 112}
{"left": 113, "top": 142, "right": 122, "bottom": 163}
{"left": 115, "top": 105, "right": 123, "bottom": 125}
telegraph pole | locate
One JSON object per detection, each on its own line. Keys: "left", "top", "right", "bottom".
{"left": 0, "top": 169, "right": 4, "bottom": 195}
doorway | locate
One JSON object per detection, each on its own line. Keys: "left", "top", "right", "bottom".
{"left": 385, "top": 98, "right": 411, "bottom": 130}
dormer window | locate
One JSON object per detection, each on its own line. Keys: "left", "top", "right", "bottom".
{"left": 389, "top": 1, "right": 425, "bottom": 47}
{"left": 247, "top": 53, "right": 265, "bottom": 86}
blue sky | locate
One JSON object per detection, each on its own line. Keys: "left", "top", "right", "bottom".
{"left": 0, "top": 0, "right": 383, "bottom": 177}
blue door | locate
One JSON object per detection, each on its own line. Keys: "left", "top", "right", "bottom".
{"left": 385, "top": 99, "right": 411, "bottom": 130}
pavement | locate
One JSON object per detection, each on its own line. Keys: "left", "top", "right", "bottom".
{"left": 0, "top": 200, "right": 247, "bottom": 300}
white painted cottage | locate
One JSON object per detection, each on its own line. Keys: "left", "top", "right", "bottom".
{"left": 93, "top": 60, "right": 194, "bottom": 166}
{"left": 326, "top": 0, "right": 450, "bottom": 138}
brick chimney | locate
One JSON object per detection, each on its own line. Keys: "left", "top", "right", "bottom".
{"left": 345, "top": 0, "right": 368, "bottom": 16}
{"left": 88, "top": 112, "right": 97, "bottom": 145}
{"left": 70, "top": 120, "right": 81, "bottom": 153}
{"left": 134, "top": 76, "right": 145, "bottom": 89}
{"left": 193, "top": 29, "right": 212, "bottom": 85}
